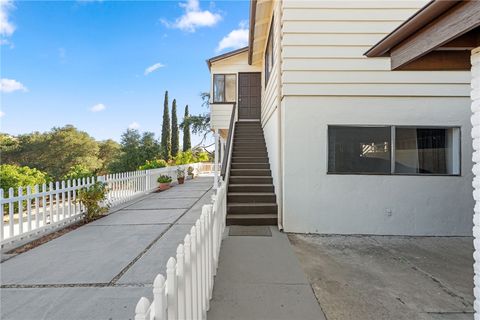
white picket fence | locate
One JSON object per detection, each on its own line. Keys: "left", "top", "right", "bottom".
{"left": 0, "top": 163, "right": 212, "bottom": 248}
{"left": 134, "top": 179, "right": 227, "bottom": 320}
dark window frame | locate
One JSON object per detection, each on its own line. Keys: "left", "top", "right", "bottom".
{"left": 265, "top": 16, "right": 274, "bottom": 86}
{"left": 327, "top": 125, "right": 461, "bottom": 176}
{"left": 212, "top": 73, "right": 236, "bottom": 103}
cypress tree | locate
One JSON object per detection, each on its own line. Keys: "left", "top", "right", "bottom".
{"left": 160, "top": 91, "right": 171, "bottom": 160}
{"left": 183, "top": 105, "right": 191, "bottom": 151}
{"left": 171, "top": 99, "right": 179, "bottom": 157}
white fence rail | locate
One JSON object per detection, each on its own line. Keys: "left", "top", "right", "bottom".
{"left": 0, "top": 163, "right": 213, "bottom": 248}
{"left": 135, "top": 179, "right": 227, "bottom": 320}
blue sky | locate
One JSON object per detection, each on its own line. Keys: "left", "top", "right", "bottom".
{"left": 0, "top": 0, "right": 249, "bottom": 145}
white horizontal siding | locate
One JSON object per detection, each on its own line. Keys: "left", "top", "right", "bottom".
{"left": 282, "top": 33, "right": 383, "bottom": 46}
{"left": 283, "top": 83, "right": 469, "bottom": 97}
{"left": 210, "top": 104, "right": 233, "bottom": 130}
{"left": 283, "top": 21, "right": 403, "bottom": 33}
{"left": 282, "top": 1, "right": 426, "bottom": 9}
{"left": 283, "top": 8, "right": 416, "bottom": 21}
{"left": 283, "top": 71, "right": 470, "bottom": 84}
{"left": 280, "top": 0, "right": 470, "bottom": 98}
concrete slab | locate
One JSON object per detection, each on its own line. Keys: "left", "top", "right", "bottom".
{"left": 213, "top": 228, "right": 310, "bottom": 285}
{"left": 229, "top": 225, "right": 272, "bottom": 236}
{"left": 288, "top": 234, "right": 474, "bottom": 320}
{"left": 1, "top": 224, "right": 169, "bottom": 285}
{"left": 208, "top": 282, "right": 323, "bottom": 320}
{"left": 117, "top": 225, "right": 192, "bottom": 285}
{"left": 1, "top": 286, "right": 151, "bottom": 320}
{"left": 126, "top": 197, "right": 198, "bottom": 210}
{"left": 176, "top": 190, "right": 214, "bottom": 225}
{"left": 148, "top": 190, "right": 207, "bottom": 199}
{"left": 89, "top": 209, "right": 186, "bottom": 226}
{"left": 208, "top": 227, "right": 325, "bottom": 320}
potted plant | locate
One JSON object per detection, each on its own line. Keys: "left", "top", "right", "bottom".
{"left": 187, "top": 166, "right": 195, "bottom": 179}
{"left": 157, "top": 175, "right": 172, "bottom": 191}
{"left": 177, "top": 168, "right": 186, "bottom": 184}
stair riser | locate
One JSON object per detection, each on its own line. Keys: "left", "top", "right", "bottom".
{"left": 228, "top": 195, "right": 276, "bottom": 203}
{"left": 231, "top": 163, "right": 270, "bottom": 169}
{"left": 229, "top": 177, "right": 273, "bottom": 184}
{"left": 228, "top": 185, "right": 275, "bottom": 193}
{"left": 226, "top": 217, "right": 277, "bottom": 226}
{"left": 232, "top": 158, "right": 269, "bottom": 163}
{"left": 228, "top": 205, "right": 278, "bottom": 214}
{"left": 230, "top": 170, "right": 272, "bottom": 176}
{"left": 233, "top": 152, "right": 268, "bottom": 157}
{"left": 234, "top": 142, "right": 266, "bottom": 147}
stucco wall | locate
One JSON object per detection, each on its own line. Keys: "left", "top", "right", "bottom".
{"left": 282, "top": 96, "right": 473, "bottom": 236}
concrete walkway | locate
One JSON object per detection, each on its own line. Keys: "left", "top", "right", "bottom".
{"left": 207, "top": 226, "right": 325, "bottom": 320}
{"left": 0, "top": 176, "right": 213, "bottom": 320}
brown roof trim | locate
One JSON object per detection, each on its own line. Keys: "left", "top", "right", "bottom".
{"left": 206, "top": 47, "right": 249, "bottom": 69}
{"left": 365, "top": 0, "right": 460, "bottom": 57}
{"left": 248, "top": 0, "right": 257, "bottom": 65}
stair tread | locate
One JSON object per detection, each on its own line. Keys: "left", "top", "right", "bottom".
{"left": 228, "top": 192, "right": 275, "bottom": 196}
{"left": 229, "top": 176, "right": 272, "bottom": 178}
{"left": 227, "top": 214, "right": 277, "bottom": 218}
{"left": 228, "top": 202, "right": 277, "bottom": 207}
{"left": 229, "top": 184, "right": 274, "bottom": 186}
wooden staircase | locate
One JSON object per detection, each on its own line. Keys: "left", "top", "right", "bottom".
{"left": 226, "top": 121, "right": 278, "bottom": 225}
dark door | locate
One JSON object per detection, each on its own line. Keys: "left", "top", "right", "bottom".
{"left": 238, "top": 72, "right": 261, "bottom": 120}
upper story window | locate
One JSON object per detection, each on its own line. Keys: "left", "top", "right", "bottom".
{"left": 265, "top": 17, "right": 274, "bottom": 85}
{"left": 213, "top": 74, "right": 236, "bottom": 103}
{"left": 328, "top": 125, "right": 461, "bottom": 175}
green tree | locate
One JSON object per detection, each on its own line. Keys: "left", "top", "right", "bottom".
{"left": 97, "top": 139, "right": 121, "bottom": 175}
{"left": 161, "top": 91, "right": 171, "bottom": 160}
{"left": 171, "top": 99, "right": 179, "bottom": 157}
{"left": 0, "top": 164, "right": 48, "bottom": 193}
{"left": 109, "top": 129, "right": 143, "bottom": 173}
{"left": 141, "top": 132, "right": 161, "bottom": 161}
{"left": 2, "top": 126, "right": 101, "bottom": 180}
{"left": 62, "top": 164, "right": 93, "bottom": 181}
{"left": 183, "top": 105, "right": 191, "bottom": 151}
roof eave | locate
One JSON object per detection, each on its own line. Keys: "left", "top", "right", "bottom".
{"left": 365, "top": 0, "right": 459, "bottom": 57}
{"left": 247, "top": 0, "right": 257, "bottom": 65}
{"left": 206, "top": 47, "right": 249, "bottom": 70}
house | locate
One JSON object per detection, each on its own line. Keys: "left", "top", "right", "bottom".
{"left": 207, "top": 0, "right": 474, "bottom": 236}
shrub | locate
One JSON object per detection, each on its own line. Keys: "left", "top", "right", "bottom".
{"left": 62, "top": 164, "right": 93, "bottom": 181}
{"left": 0, "top": 164, "right": 48, "bottom": 193}
{"left": 138, "top": 159, "right": 167, "bottom": 171}
{"left": 78, "top": 182, "right": 109, "bottom": 222}
{"left": 157, "top": 175, "right": 172, "bottom": 184}
{"left": 174, "top": 150, "right": 195, "bottom": 165}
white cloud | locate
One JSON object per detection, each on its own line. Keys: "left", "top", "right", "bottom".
{"left": 128, "top": 121, "right": 140, "bottom": 129}
{"left": 216, "top": 21, "right": 249, "bottom": 53}
{"left": 90, "top": 103, "right": 106, "bottom": 112}
{"left": 163, "top": 0, "right": 221, "bottom": 32}
{"left": 0, "top": 111, "right": 5, "bottom": 118}
{"left": 144, "top": 62, "right": 165, "bottom": 75}
{"left": 0, "top": 0, "right": 15, "bottom": 45}
{"left": 0, "top": 78, "right": 27, "bottom": 93}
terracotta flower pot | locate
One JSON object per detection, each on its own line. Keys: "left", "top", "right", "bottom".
{"left": 178, "top": 177, "right": 185, "bottom": 184}
{"left": 158, "top": 183, "right": 171, "bottom": 191}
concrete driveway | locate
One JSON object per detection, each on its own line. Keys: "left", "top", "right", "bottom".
{"left": 289, "top": 234, "right": 474, "bottom": 320}
{"left": 0, "top": 177, "right": 213, "bottom": 320}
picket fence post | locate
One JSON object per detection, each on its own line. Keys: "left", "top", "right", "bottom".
{"left": 184, "top": 234, "right": 193, "bottom": 320}
{"left": 135, "top": 297, "right": 151, "bottom": 320}
{"left": 167, "top": 257, "right": 178, "bottom": 320}
{"left": 177, "top": 244, "right": 186, "bottom": 319}
{"left": 153, "top": 274, "right": 167, "bottom": 319}
{"left": 190, "top": 225, "right": 199, "bottom": 320}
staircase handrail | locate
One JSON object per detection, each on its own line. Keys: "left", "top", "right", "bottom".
{"left": 220, "top": 103, "right": 237, "bottom": 179}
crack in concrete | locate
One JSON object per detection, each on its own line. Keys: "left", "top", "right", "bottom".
{"left": 1, "top": 186, "right": 212, "bottom": 290}
{"left": 107, "top": 187, "right": 212, "bottom": 286}
{"left": 369, "top": 237, "right": 473, "bottom": 308}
